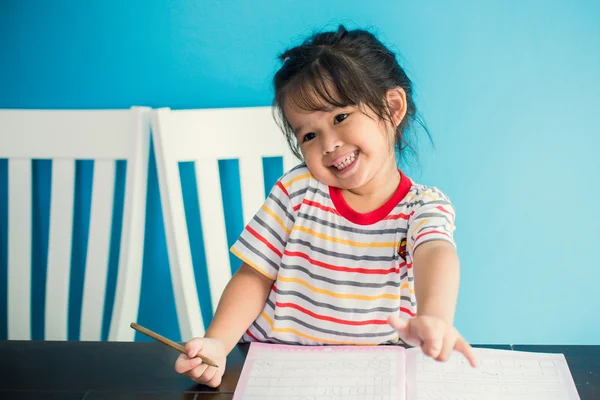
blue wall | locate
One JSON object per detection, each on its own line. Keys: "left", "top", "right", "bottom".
{"left": 1, "top": 0, "right": 599, "bottom": 344}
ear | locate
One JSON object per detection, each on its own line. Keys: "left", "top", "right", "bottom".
{"left": 386, "top": 87, "right": 408, "bottom": 128}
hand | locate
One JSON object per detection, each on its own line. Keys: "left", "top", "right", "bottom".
{"left": 174, "top": 337, "right": 227, "bottom": 387}
{"left": 388, "top": 315, "right": 478, "bottom": 367}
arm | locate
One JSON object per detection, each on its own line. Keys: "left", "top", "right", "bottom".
{"left": 204, "top": 262, "right": 274, "bottom": 354}
{"left": 174, "top": 262, "right": 273, "bottom": 387}
{"left": 413, "top": 240, "right": 460, "bottom": 324}
{"left": 389, "top": 239, "right": 476, "bottom": 366}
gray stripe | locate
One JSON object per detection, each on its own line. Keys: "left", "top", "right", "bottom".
{"left": 249, "top": 321, "right": 300, "bottom": 345}
{"left": 289, "top": 187, "right": 308, "bottom": 200}
{"left": 297, "top": 212, "right": 404, "bottom": 235}
{"left": 288, "top": 238, "right": 397, "bottom": 262}
{"left": 274, "top": 288, "right": 400, "bottom": 314}
{"left": 413, "top": 212, "right": 452, "bottom": 224}
{"left": 307, "top": 186, "right": 330, "bottom": 199}
{"left": 273, "top": 314, "right": 398, "bottom": 338}
{"left": 268, "top": 192, "right": 295, "bottom": 223}
{"left": 290, "top": 186, "right": 329, "bottom": 201}
{"left": 415, "top": 224, "right": 450, "bottom": 235}
{"left": 413, "top": 237, "right": 454, "bottom": 250}
{"left": 254, "top": 216, "right": 286, "bottom": 247}
{"left": 238, "top": 237, "right": 280, "bottom": 272}
{"left": 398, "top": 199, "right": 451, "bottom": 209}
{"left": 248, "top": 302, "right": 302, "bottom": 345}
{"left": 280, "top": 262, "right": 404, "bottom": 288}
{"left": 401, "top": 296, "right": 417, "bottom": 306}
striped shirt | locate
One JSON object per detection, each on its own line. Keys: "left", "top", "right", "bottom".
{"left": 230, "top": 164, "right": 456, "bottom": 346}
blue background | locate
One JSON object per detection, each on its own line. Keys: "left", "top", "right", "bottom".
{"left": 1, "top": 0, "right": 599, "bottom": 344}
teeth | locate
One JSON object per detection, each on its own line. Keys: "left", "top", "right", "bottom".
{"left": 334, "top": 152, "right": 356, "bottom": 170}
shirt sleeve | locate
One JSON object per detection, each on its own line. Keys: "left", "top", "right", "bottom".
{"left": 230, "top": 180, "right": 296, "bottom": 280}
{"left": 406, "top": 186, "right": 456, "bottom": 260}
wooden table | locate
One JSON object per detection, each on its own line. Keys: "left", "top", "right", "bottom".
{"left": 0, "top": 341, "right": 598, "bottom": 399}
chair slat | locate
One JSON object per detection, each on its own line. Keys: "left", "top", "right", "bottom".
{"left": 153, "top": 111, "right": 205, "bottom": 340}
{"left": 44, "top": 159, "right": 76, "bottom": 341}
{"left": 239, "top": 156, "right": 266, "bottom": 224}
{"left": 109, "top": 109, "right": 151, "bottom": 342}
{"left": 195, "top": 159, "right": 232, "bottom": 315}
{"left": 79, "top": 160, "right": 115, "bottom": 341}
{"left": 0, "top": 110, "right": 136, "bottom": 159}
{"left": 7, "top": 159, "right": 32, "bottom": 340}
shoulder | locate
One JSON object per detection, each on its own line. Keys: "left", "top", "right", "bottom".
{"left": 276, "top": 162, "right": 317, "bottom": 199}
{"left": 406, "top": 181, "right": 453, "bottom": 205}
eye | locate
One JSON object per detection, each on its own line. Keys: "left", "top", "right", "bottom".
{"left": 302, "top": 132, "right": 316, "bottom": 142}
{"left": 334, "top": 113, "right": 348, "bottom": 124}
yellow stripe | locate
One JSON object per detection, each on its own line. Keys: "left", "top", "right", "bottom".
{"left": 424, "top": 192, "right": 438, "bottom": 201}
{"left": 293, "top": 225, "right": 397, "bottom": 248}
{"left": 407, "top": 219, "right": 428, "bottom": 249}
{"left": 230, "top": 248, "right": 275, "bottom": 280}
{"left": 283, "top": 172, "right": 312, "bottom": 188}
{"left": 262, "top": 205, "right": 291, "bottom": 235}
{"left": 278, "top": 276, "right": 407, "bottom": 299}
{"left": 260, "top": 312, "right": 398, "bottom": 345}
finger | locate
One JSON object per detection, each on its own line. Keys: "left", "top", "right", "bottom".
{"left": 388, "top": 315, "right": 421, "bottom": 347}
{"left": 189, "top": 363, "right": 209, "bottom": 382}
{"left": 436, "top": 332, "right": 456, "bottom": 362}
{"left": 206, "top": 370, "right": 223, "bottom": 388}
{"left": 174, "top": 353, "right": 203, "bottom": 374}
{"left": 421, "top": 331, "right": 443, "bottom": 359}
{"left": 454, "top": 336, "right": 478, "bottom": 367}
{"left": 185, "top": 338, "right": 204, "bottom": 358}
{"left": 201, "top": 366, "right": 219, "bottom": 387}
{"left": 387, "top": 315, "right": 409, "bottom": 334}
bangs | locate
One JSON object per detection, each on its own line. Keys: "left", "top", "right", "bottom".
{"left": 278, "top": 52, "right": 368, "bottom": 113}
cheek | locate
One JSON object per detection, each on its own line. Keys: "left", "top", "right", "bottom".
{"left": 301, "top": 151, "right": 327, "bottom": 171}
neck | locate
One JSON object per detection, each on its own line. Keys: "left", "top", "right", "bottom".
{"left": 343, "top": 157, "right": 401, "bottom": 213}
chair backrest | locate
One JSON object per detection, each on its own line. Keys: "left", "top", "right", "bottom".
{"left": 152, "top": 106, "right": 298, "bottom": 339}
{"left": 0, "top": 107, "right": 151, "bottom": 341}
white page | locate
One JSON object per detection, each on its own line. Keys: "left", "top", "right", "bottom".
{"left": 405, "top": 347, "right": 580, "bottom": 400}
{"left": 233, "top": 342, "right": 407, "bottom": 400}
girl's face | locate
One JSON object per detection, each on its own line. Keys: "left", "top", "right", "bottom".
{"left": 284, "top": 102, "right": 398, "bottom": 193}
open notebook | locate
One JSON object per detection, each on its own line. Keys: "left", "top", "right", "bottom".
{"left": 232, "top": 342, "right": 580, "bottom": 400}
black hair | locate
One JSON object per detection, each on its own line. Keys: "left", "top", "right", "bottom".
{"left": 273, "top": 25, "right": 430, "bottom": 164}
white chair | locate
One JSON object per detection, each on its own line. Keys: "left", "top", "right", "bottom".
{"left": 0, "top": 107, "right": 151, "bottom": 341}
{"left": 152, "top": 106, "right": 299, "bottom": 340}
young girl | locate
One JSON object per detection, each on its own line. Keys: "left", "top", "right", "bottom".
{"left": 175, "top": 25, "right": 477, "bottom": 387}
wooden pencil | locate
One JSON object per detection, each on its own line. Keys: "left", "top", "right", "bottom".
{"left": 130, "top": 322, "right": 219, "bottom": 368}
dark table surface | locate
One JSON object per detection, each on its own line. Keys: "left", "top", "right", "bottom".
{"left": 0, "top": 341, "right": 597, "bottom": 399}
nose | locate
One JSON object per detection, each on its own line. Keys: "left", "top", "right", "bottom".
{"left": 322, "top": 132, "right": 343, "bottom": 155}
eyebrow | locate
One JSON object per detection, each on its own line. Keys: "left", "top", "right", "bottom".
{"left": 291, "top": 124, "right": 304, "bottom": 135}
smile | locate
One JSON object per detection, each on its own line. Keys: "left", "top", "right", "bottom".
{"left": 333, "top": 151, "right": 359, "bottom": 171}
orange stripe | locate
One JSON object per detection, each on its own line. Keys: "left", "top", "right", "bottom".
{"left": 283, "top": 172, "right": 312, "bottom": 188}
{"left": 260, "top": 311, "right": 397, "bottom": 345}
{"left": 277, "top": 275, "right": 409, "bottom": 299}
{"left": 230, "top": 248, "right": 275, "bottom": 280}
{"left": 408, "top": 219, "right": 428, "bottom": 249}
{"left": 261, "top": 205, "right": 291, "bottom": 235}
{"left": 293, "top": 225, "right": 397, "bottom": 248}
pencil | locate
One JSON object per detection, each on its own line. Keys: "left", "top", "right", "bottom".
{"left": 130, "top": 322, "right": 219, "bottom": 368}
